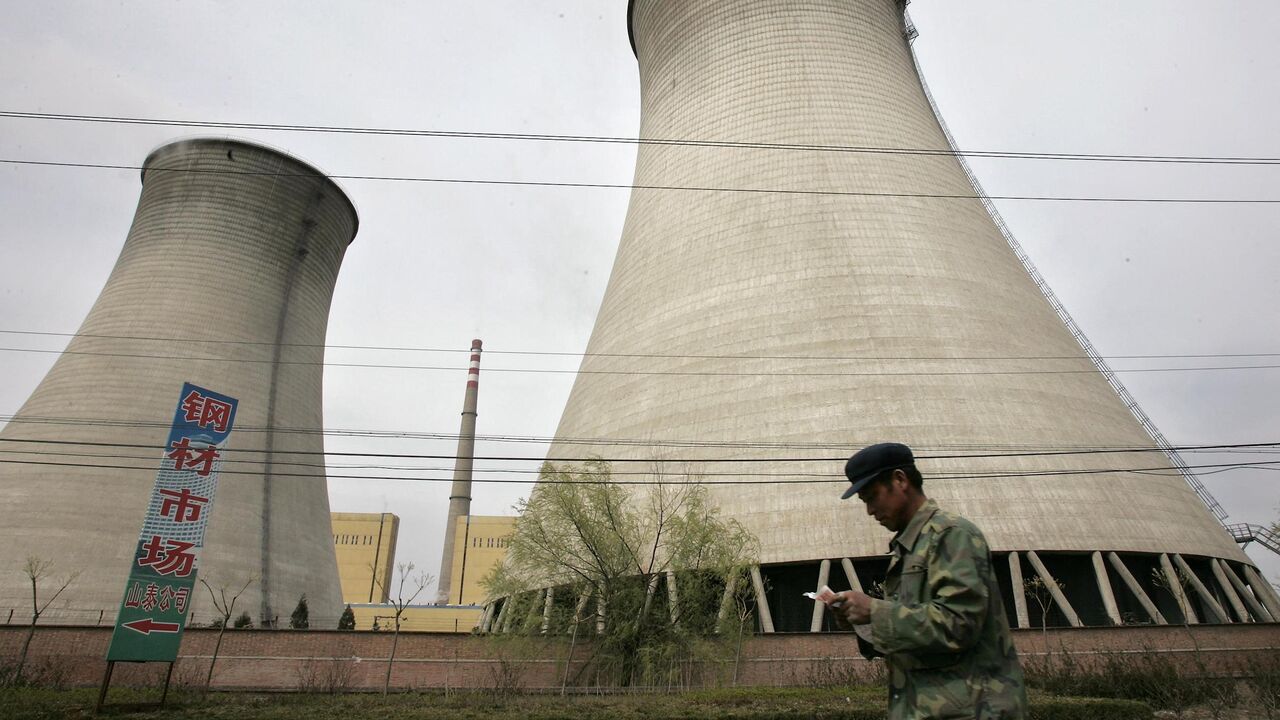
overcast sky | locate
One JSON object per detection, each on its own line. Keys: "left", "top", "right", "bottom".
{"left": 2, "top": 1, "right": 1277, "bottom": 589}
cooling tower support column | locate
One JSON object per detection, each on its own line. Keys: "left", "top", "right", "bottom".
{"left": 749, "top": 566, "right": 774, "bottom": 634}
{"left": 1210, "top": 560, "right": 1250, "bottom": 622}
{"left": 809, "top": 559, "right": 832, "bottom": 632}
{"left": 1090, "top": 552, "right": 1122, "bottom": 625}
{"left": 1244, "top": 566, "right": 1280, "bottom": 617}
{"left": 1107, "top": 553, "right": 1166, "bottom": 625}
{"left": 1025, "top": 551, "right": 1080, "bottom": 627}
{"left": 1218, "top": 561, "right": 1269, "bottom": 621}
{"left": 437, "top": 339, "right": 483, "bottom": 604}
{"left": 1172, "top": 554, "right": 1229, "bottom": 623}
{"left": 1007, "top": 553, "right": 1030, "bottom": 629}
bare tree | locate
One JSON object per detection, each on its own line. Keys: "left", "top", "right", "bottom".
{"left": 1022, "top": 575, "right": 1064, "bottom": 637}
{"left": 16, "top": 556, "right": 79, "bottom": 679}
{"left": 198, "top": 575, "right": 256, "bottom": 691}
{"left": 373, "top": 561, "right": 432, "bottom": 695}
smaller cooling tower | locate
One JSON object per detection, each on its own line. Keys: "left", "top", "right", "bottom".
{"left": 0, "top": 138, "right": 358, "bottom": 625}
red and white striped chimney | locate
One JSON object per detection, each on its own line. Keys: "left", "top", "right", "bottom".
{"left": 437, "top": 339, "right": 482, "bottom": 604}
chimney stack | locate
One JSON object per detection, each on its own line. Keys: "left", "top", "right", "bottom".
{"left": 437, "top": 339, "right": 482, "bottom": 603}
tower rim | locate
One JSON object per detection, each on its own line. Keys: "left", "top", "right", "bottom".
{"left": 141, "top": 136, "right": 360, "bottom": 243}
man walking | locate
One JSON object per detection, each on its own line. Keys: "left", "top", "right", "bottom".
{"left": 826, "top": 442, "right": 1027, "bottom": 719}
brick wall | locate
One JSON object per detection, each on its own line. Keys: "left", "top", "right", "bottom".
{"left": 2, "top": 624, "right": 1276, "bottom": 692}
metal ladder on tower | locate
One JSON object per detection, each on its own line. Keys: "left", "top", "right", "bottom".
{"left": 1225, "top": 524, "right": 1280, "bottom": 556}
{"left": 903, "top": 7, "right": 1230, "bottom": 529}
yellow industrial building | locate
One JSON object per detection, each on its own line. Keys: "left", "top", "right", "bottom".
{"left": 330, "top": 512, "right": 514, "bottom": 632}
{"left": 444, "top": 515, "right": 516, "bottom": 605}
{"left": 332, "top": 512, "right": 399, "bottom": 604}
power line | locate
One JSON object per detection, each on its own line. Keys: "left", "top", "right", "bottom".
{"left": 4, "top": 158, "right": 1279, "bottom": 205}
{"left": 0, "top": 455, "right": 1275, "bottom": 484}
{"left": 3, "top": 110, "right": 1279, "bottom": 166}
{"left": 1, "top": 445, "right": 1275, "bottom": 478}
{"left": 3, "top": 346, "right": 1277, "bottom": 376}
{"left": 5, "top": 329, "right": 1279, "bottom": 363}
{"left": 1, "top": 435, "right": 1276, "bottom": 464}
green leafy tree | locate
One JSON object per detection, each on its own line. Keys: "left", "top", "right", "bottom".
{"left": 290, "top": 595, "right": 310, "bottom": 629}
{"left": 484, "top": 460, "right": 759, "bottom": 687}
{"left": 338, "top": 604, "right": 356, "bottom": 630}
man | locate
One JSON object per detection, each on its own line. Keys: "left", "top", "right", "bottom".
{"left": 826, "top": 442, "right": 1026, "bottom": 720}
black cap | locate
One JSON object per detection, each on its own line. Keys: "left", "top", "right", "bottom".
{"left": 842, "top": 442, "right": 914, "bottom": 500}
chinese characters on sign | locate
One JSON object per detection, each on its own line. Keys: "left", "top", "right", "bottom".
{"left": 106, "top": 383, "right": 238, "bottom": 662}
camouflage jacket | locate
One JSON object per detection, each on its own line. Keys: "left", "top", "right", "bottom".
{"left": 861, "top": 499, "right": 1027, "bottom": 719}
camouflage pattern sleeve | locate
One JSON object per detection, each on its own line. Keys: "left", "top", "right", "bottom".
{"left": 869, "top": 525, "right": 990, "bottom": 659}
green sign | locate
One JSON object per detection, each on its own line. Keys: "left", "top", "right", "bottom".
{"left": 106, "top": 383, "right": 238, "bottom": 662}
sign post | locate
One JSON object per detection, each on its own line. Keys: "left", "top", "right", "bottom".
{"left": 98, "top": 382, "right": 238, "bottom": 711}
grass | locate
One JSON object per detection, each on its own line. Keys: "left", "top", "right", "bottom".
{"left": 0, "top": 685, "right": 1151, "bottom": 720}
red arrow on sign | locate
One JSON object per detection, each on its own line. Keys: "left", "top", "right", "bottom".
{"left": 122, "top": 618, "right": 181, "bottom": 635}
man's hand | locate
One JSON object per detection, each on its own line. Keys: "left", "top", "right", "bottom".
{"left": 831, "top": 590, "right": 874, "bottom": 625}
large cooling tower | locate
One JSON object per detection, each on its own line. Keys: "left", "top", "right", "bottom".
{"left": 0, "top": 138, "right": 356, "bottom": 626}
{"left": 544, "top": 0, "right": 1277, "bottom": 631}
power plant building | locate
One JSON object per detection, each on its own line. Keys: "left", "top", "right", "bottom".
{"left": 0, "top": 138, "right": 356, "bottom": 626}
{"left": 333, "top": 512, "right": 400, "bottom": 605}
{"left": 540, "top": 0, "right": 1279, "bottom": 631}
{"left": 445, "top": 515, "right": 516, "bottom": 606}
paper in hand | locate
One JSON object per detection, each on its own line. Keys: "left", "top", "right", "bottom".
{"left": 803, "top": 585, "right": 841, "bottom": 605}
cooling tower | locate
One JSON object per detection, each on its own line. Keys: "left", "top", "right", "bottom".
{"left": 543, "top": 0, "right": 1276, "bottom": 631}
{"left": 0, "top": 138, "right": 356, "bottom": 626}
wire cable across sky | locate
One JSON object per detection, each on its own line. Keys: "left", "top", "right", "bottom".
{"left": 4, "top": 110, "right": 1280, "bottom": 166}
{"left": 3, "top": 158, "right": 1279, "bottom": 204}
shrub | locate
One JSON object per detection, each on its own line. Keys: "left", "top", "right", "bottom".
{"left": 290, "top": 595, "right": 310, "bottom": 629}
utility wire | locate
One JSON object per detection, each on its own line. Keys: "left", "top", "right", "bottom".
{"left": 1, "top": 435, "right": 1275, "bottom": 464}
{"left": 0, "top": 456, "right": 1275, "bottom": 484}
{"left": 6, "top": 417, "right": 1279, "bottom": 459}
{"left": 4, "top": 158, "right": 1278, "bottom": 205}
{"left": 2, "top": 346, "right": 1276, "bottom": 376}
{"left": 0, "top": 445, "right": 1274, "bottom": 478}
{"left": 3, "top": 110, "right": 1279, "bottom": 166}
{"left": 4, "top": 329, "right": 1279, "bottom": 363}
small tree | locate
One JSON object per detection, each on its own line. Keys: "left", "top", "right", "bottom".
{"left": 233, "top": 611, "right": 253, "bottom": 628}
{"left": 290, "top": 595, "right": 310, "bottom": 629}
{"left": 485, "top": 460, "right": 758, "bottom": 687}
{"left": 373, "top": 561, "right": 433, "bottom": 695}
{"left": 199, "top": 575, "right": 256, "bottom": 691}
{"left": 15, "top": 557, "right": 80, "bottom": 680}
{"left": 1023, "top": 575, "right": 1065, "bottom": 636}
{"left": 338, "top": 604, "right": 356, "bottom": 630}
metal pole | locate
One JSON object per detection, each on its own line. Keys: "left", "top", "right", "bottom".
{"left": 160, "top": 662, "right": 175, "bottom": 706}
{"left": 95, "top": 661, "right": 115, "bottom": 715}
